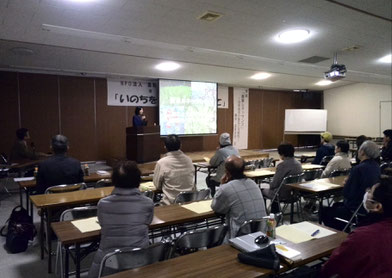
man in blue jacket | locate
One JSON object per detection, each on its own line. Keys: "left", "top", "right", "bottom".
{"left": 312, "top": 131, "right": 335, "bottom": 165}
{"left": 321, "top": 140, "right": 380, "bottom": 230}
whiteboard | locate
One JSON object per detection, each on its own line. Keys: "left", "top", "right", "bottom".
{"left": 284, "top": 109, "right": 327, "bottom": 134}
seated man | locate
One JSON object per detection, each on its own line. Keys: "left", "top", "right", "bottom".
{"left": 207, "top": 133, "right": 239, "bottom": 197}
{"left": 9, "top": 128, "right": 47, "bottom": 163}
{"left": 381, "top": 129, "right": 392, "bottom": 162}
{"left": 321, "top": 140, "right": 381, "bottom": 230}
{"left": 153, "top": 134, "right": 194, "bottom": 205}
{"left": 320, "top": 176, "right": 392, "bottom": 278}
{"left": 88, "top": 161, "right": 154, "bottom": 278}
{"left": 262, "top": 143, "right": 303, "bottom": 212}
{"left": 321, "top": 140, "right": 352, "bottom": 178}
{"left": 35, "top": 135, "right": 83, "bottom": 194}
{"left": 312, "top": 132, "right": 335, "bottom": 165}
{"left": 211, "top": 155, "right": 266, "bottom": 238}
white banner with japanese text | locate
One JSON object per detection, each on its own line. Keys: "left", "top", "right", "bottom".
{"left": 107, "top": 79, "right": 158, "bottom": 106}
{"left": 233, "top": 87, "right": 249, "bottom": 149}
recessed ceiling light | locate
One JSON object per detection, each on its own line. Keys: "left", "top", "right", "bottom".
{"left": 378, "top": 54, "right": 391, "bottom": 63}
{"left": 276, "top": 29, "right": 310, "bottom": 44}
{"left": 67, "top": 0, "right": 96, "bottom": 3}
{"left": 155, "top": 62, "right": 181, "bottom": 71}
{"left": 315, "top": 80, "right": 333, "bottom": 86}
{"left": 250, "top": 72, "right": 271, "bottom": 80}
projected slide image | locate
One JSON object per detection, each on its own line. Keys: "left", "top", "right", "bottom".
{"left": 159, "top": 80, "right": 217, "bottom": 135}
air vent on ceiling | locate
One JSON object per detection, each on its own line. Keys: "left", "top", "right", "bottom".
{"left": 298, "top": 56, "right": 330, "bottom": 64}
{"left": 198, "top": 11, "right": 223, "bottom": 22}
{"left": 9, "top": 47, "right": 34, "bottom": 56}
{"left": 341, "top": 45, "right": 361, "bottom": 52}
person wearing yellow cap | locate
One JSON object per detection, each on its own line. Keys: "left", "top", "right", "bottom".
{"left": 312, "top": 131, "right": 335, "bottom": 165}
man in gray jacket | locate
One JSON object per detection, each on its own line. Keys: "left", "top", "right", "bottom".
{"left": 211, "top": 155, "right": 266, "bottom": 239}
{"left": 207, "top": 133, "right": 239, "bottom": 196}
{"left": 89, "top": 161, "right": 154, "bottom": 278}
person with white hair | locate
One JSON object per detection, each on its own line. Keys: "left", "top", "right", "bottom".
{"left": 35, "top": 134, "right": 83, "bottom": 194}
{"left": 207, "top": 133, "right": 239, "bottom": 196}
{"left": 321, "top": 140, "right": 381, "bottom": 230}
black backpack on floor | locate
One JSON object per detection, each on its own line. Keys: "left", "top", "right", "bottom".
{"left": 1, "top": 206, "right": 36, "bottom": 253}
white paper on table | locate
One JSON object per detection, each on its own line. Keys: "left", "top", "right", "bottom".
{"left": 139, "top": 181, "right": 156, "bottom": 192}
{"left": 275, "top": 244, "right": 302, "bottom": 261}
{"left": 181, "top": 200, "right": 213, "bottom": 214}
{"left": 71, "top": 217, "right": 101, "bottom": 233}
{"left": 96, "top": 170, "right": 110, "bottom": 176}
{"left": 291, "top": 221, "right": 336, "bottom": 239}
{"left": 14, "top": 177, "right": 35, "bottom": 182}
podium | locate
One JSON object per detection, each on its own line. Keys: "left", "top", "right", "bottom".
{"left": 126, "top": 126, "right": 161, "bottom": 163}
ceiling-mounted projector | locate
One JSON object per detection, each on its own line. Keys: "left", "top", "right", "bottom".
{"left": 324, "top": 52, "right": 347, "bottom": 82}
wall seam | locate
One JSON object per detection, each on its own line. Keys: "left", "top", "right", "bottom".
{"left": 17, "top": 72, "right": 21, "bottom": 128}
{"left": 57, "top": 76, "right": 61, "bottom": 134}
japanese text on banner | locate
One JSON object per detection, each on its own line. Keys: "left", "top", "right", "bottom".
{"left": 107, "top": 79, "right": 158, "bottom": 106}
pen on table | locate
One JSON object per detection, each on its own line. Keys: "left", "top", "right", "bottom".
{"left": 311, "top": 229, "right": 320, "bottom": 237}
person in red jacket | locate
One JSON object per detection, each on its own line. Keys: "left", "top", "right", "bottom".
{"left": 320, "top": 175, "right": 392, "bottom": 278}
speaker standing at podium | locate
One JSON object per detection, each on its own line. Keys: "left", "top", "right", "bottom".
{"left": 133, "top": 106, "right": 148, "bottom": 127}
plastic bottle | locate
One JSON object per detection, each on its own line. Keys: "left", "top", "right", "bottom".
{"left": 84, "top": 164, "right": 90, "bottom": 176}
{"left": 266, "top": 213, "right": 277, "bottom": 239}
{"left": 34, "top": 166, "right": 38, "bottom": 177}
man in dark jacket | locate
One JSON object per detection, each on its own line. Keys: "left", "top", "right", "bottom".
{"left": 35, "top": 135, "right": 83, "bottom": 194}
{"left": 312, "top": 132, "right": 335, "bottom": 165}
{"left": 321, "top": 140, "right": 381, "bottom": 230}
{"left": 381, "top": 129, "right": 392, "bottom": 162}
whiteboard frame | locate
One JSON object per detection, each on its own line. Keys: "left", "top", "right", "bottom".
{"left": 283, "top": 109, "right": 328, "bottom": 135}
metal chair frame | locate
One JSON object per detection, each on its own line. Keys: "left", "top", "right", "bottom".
{"left": 44, "top": 182, "right": 87, "bottom": 194}
{"left": 173, "top": 224, "right": 228, "bottom": 256}
{"left": 334, "top": 203, "right": 366, "bottom": 233}
{"left": 174, "top": 188, "right": 211, "bottom": 204}
{"left": 97, "top": 240, "right": 172, "bottom": 278}
{"left": 267, "top": 173, "right": 305, "bottom": 223}
{"left": 55, "top": 206, "right": 98, "bottom": 278}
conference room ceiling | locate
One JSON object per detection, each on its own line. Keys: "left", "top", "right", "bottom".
{"left": 0, "top": 0, "right": 391, "bottom": 91}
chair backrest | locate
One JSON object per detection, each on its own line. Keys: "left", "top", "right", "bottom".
{"left": 329, "top": 168, "right": 350, "bottom": 177}
{"left": 380, "top": 162, "right": 389, "bottom": 174}
{"left": 341, "top": 203, "right": 367, "bottom": 233}
{"left": 95, "top": 179, "right": 112, "bottom": 188}
{"left": 174, "top": 188, "right": 211, "bottom": 204}
{"left": 270, "top": 173, "right": 304, "bottom": 205}
{"left": 98, "top": 241, "right": 172, "bottom": 278}
{"left": 142, "top": 190, "right": 155, "bottom": 200}
{"left": 45, "top": 183, "right": 87, "bottom": 194}
{"left": 60, "top": 206, "right": 98, "bottom": 222}
{"left": 320, "top": 155, "right": 334, "bottom": 166}
{"left": 303, "top": 169, "right": 323, "bottom": 181}
{"left": 174, "top": 224, "right": 228, "bottom": 255}
{"left": 236, "top": 219, "right": 267, "bottom": 237}
{"left": 0, "top": 153, "right": 8, "bottom": 165}
{"left": 260, "top": 158, "right": 274, "bottom": 168}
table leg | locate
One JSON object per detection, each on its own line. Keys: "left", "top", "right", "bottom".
{"left": 25, "top": 187, "right": 29, "bottom": 213}
{"left": 290, "top": 202, "right": 294, "bottom": 224}
{"left": 19, "top": 186, "right": 23, "bottom": 207}
{"left": 76, "top": 243, "right": 81, "bottom": 278}
{"left": 194, "top": 165, "right": 198, "bottom": 185}
{"left": 47, "top": 208, "right": 52, "bottom": 273}
{"left": 64, "top": 246, "right": 69, "bottom": 278}
{"left": 40, "top": 210, "right": 44, "bottom": 260}
{"left": 318, "top": 196, "right": 324, "bottom": 224}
